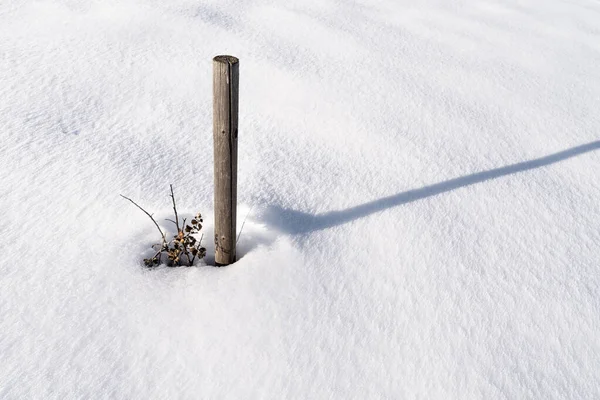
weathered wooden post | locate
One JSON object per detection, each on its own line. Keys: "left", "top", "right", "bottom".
{"left": 213, "top": 55, "right": 239, "bottom": 266}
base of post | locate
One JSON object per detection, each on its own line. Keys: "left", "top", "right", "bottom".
{"left": 215, "top": 258, "right": 236, "bottom": 267}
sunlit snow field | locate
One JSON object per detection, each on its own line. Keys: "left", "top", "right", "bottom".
{"left": 1, "top": 0, "right": 599, "bottom": 398}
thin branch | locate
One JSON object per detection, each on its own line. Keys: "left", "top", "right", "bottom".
{"left": 236, "top": 205, "right": 254, "bottom": 245}
{"left": 120, "top": 194, "right": 167, "bottom": 245}
{"left": 190, "top": 233, "right": 204, "bottom": 265}
{"left": 180, "top": 217, "right": 189, "bottom": 263}
{"left": 148, "top": 249, "right": 163, "bottom": 264}
{"left": 165, "top": 218, "right": 178, "bottom": 226}
{"left": 169, "top": 184, "right": 180, "bottom": 233}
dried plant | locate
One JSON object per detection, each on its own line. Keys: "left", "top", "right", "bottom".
{"left": 120, "top": 185, "right": 206, "bottom": 267}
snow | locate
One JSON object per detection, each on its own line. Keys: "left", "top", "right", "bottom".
{"left": 1, "top": 0, "right": 599, "bottom": 398}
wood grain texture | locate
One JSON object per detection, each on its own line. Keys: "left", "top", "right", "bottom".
{"left": 213, "top": 55, "right": 239, "bottom": 266}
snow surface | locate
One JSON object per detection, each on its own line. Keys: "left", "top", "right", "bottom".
{"left": 1, "top": 0, "right": 600, "bottom": 398}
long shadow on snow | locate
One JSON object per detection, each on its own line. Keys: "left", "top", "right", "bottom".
{"left": 264, "top": 141, "right": 600, "bottom": 234}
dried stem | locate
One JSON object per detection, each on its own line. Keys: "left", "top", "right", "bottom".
{"left": 180, "top": 217, "right": 190, "bottom": 262}
{"left": 169, "top": 184, "right": 180, "bottom": 233}
{"left": 236, "top": 204, "right": 254, "bottom": 245}
{"left": 149, "top": 249, "right": 162, "bottom": 263}
{"left": 190, "top": 233, "right": 204, "bottom": 265}
{"left": 120, "top": 194, "right": 167, "bottom": 245}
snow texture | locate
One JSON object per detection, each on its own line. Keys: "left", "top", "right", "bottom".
{"left": 1, "top": 0, "right": 599, "bottom": 398}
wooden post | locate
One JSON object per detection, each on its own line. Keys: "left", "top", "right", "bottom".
{"left": 213, "top": 55, "right": 239, "bottom": 266}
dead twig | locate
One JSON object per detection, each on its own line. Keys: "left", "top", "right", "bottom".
{"left": 120, "top": 194, "right": 167, "bottom": 245}
{"left": 236, "top": 204, "right": 254, "bottom": 245}
{"left": 169, "top": 184, "right": 180, "bottom": 233}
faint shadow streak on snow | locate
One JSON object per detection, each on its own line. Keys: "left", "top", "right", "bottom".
{"left": 193, "top": 4, "right": 236, "bottom": 30}
{"left": 264, "top": 141, "right": 600, "bottom": 234}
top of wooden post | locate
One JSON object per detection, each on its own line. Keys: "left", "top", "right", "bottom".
{"left": 213, "top": 55, "right": 239, "bottom": 65}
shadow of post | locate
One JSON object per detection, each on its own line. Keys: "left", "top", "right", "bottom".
{"left": 263, "top": 141, "right": 600, "bottom": 234}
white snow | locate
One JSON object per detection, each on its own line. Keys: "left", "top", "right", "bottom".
{"left": 1, "top": 0, "right": 600, "bottom": 398}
